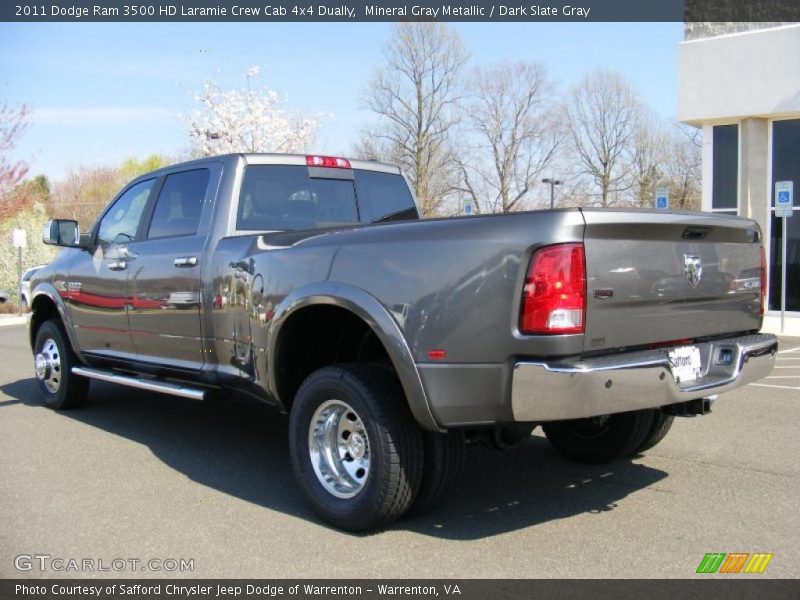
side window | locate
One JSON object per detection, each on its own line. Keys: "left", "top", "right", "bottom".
{"left": 147, "top": 169, "right": 210, "bottom": 239}
{"left": 97, "top": 179, "right": 155, "bottom": 247}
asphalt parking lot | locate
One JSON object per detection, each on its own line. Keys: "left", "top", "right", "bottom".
{"left": 1, "top": 323, "right": 798, "bottom": 579}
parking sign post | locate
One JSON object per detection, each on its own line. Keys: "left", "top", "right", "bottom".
{"left": 775, "top": 181, "right": 794, "bottom": 333}
{"left": 12, "top": 229, "right": 26, "bottom": 316}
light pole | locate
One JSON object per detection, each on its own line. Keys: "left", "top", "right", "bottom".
{"left": 542, "top": 178, "right": 563, "bottom": 210}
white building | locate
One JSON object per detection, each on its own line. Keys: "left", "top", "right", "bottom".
{"left": 679, "top": 23, "right": 800, "bottom": 335}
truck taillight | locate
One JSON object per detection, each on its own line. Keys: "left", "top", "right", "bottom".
{"left": 760, "top": 245, "right": 767, "bottom": 315}
{"left": 306, "top": 155, "right": 351, "bottom": 169}
{"left": 520, "top": 243, "right": 586, "bottom": 335}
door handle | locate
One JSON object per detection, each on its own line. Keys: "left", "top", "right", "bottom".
{"left": 174, "top": 256, "right": 198, "bottom": 268}
{"left": 107, "top": 260, "right": 127, "bottom": 271}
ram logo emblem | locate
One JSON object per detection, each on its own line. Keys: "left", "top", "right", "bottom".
{"left": 684, "top": 254, "right": 702, "bottom": 288}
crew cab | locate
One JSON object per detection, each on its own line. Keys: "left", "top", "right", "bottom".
{"left": 29, "top": 154, "right": 777, "bottom": 530}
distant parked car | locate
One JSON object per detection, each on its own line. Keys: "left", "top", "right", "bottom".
{"left": 20, "top": 264, "right": 48, "bottom": 309}
{"left": 166, "top": 291, "right": 200, "bottom": 309}
{"left": 0, "top": 290, "right": 10, "bottom": 304}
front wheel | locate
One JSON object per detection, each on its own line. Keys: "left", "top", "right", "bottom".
{"left": 33, "top": 319, "right": 88, "bottom": 410}
{"left": 288, "top": 364, "right": 423, "bottom": 531}
{"left": 543, "top": 409, "right": 654, "bottom": 464}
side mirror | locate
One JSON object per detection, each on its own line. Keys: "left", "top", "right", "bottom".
{"left": 43, "top": 219, "right": 83, "bottom": 248}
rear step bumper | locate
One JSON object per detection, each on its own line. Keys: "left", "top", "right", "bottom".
{"left": 72, "top": 367, "right": 206, "bottom": 401}
{"left": 511, "top": 333, "right": 777, "bottom": 422}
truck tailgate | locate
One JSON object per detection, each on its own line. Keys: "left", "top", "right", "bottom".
{"left": 581, "top": 210, "right": 763, "bottom": 353}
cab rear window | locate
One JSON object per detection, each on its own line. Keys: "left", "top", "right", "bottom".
{"left": 353, "top": 170, "right": 417, "bottom": 223}
{"left": 237, "top": 165, "right": 417, "bottom": 231}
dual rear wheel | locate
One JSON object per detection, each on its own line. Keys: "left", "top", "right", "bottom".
{"left": 288, "top": 364, "right": 676, "bottom": 530}
{"left": 543, "top": 409, "right": 674, "bottom": 464}
{"left": 288, "top": 364, "right": 466, "bottom": 531}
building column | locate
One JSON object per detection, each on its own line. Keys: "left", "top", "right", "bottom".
{"left": 738, "top": 118, "right": 770, "bottom": 230}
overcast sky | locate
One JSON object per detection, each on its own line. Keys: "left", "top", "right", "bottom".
{"left": 0, "top": 22, "right": 683, "bottom": 180}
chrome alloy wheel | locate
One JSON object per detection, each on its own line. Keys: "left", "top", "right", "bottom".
{"left": 35, "top": 338, "right": 61, "bottom": 393}
{"left": 308, "top": 399, "right": 371, "bottom": 499}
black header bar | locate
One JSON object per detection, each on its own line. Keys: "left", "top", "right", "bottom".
{"left": 2, "top": 0, "right": 800, "bottom": 23}
{"left": 3, "top": 579, "right": 800, "bottom": 600}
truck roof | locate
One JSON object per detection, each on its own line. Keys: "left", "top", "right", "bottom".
{"left": 136, "top": 153, "right": 403, "bottom": 180}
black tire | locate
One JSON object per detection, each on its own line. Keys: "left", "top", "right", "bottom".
{"left": 33, "top": 319, "right": 88, "bottom": 410}
{"left": 636, "top": 410, "right": 675, "bottom": 453}
{"left": 289, "top": 364, "right": 423, "bottom": 531}
{"left": 543, "top": 409, "right": 655, "bottom": 464}
{"left": 407, "top": 430, "right": 467, "bottom": 517}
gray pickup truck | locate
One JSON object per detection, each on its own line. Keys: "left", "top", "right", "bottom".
{"left": 30, "top": 153, "right": 777, "bottom": 530}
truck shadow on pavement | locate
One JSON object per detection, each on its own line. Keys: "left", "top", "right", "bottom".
{"left": 2, "top": 377, "right": 669, "bottom": 540}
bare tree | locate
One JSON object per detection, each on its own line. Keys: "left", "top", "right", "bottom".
{"left": 357, "top": 23, "right": 467, "bottom": 217}
{"left": 629, "top": 110, "right": 668, "bottom": 207}
{"left": 664, "top": 124, "right": 702, "bottom": 210}
{"left": 47, "top": 155, "right": 172, "bottom": 228}
{"left": 186, "top": 68, "right": 320, "bottom": 157}
{"left": 563, "top": 70, "right": 641, "bottom": 207}
{"left": 457, "top": 61, "right": 560, "bottom": 214}
{"left": 0, "top": 100, "right": 30, "bottom": 195}
{"left": 50, "top": 166, "right": 122, "bottom": 228}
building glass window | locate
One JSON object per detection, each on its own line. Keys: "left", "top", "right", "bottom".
{"left": 769, "top": 119, "right": 800, "bottom": 312}
{"left": 712, "top": 124, "right": 738, "bottom": 211}
{"left": 711, "top": 125, "right": 739, "bottom": 213}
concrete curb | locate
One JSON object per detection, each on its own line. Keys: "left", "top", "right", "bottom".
{"left": 0, "top": 315, "right": 28, "bottom": 327}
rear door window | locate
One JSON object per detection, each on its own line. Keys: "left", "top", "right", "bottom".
{"left": 147, "top": 169, "right": 210, "bottom": 239}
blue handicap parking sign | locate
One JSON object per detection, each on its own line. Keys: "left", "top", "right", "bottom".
{"left": 775, "top": 181, "right": 793, "bottom": 217}
{"left": 656, "top": 196, "right": 668, "bottom": 209}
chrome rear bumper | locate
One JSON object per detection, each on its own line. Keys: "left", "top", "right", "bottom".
{"left": 511, "top": 333, "right": 777, "bottom": 422}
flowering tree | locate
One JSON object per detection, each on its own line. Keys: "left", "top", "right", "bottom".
{"left": 0, "top": 100, "right": 30, "bottom": 196}
{"left": 186, "top": 68, "right": 320, "bottom": 156}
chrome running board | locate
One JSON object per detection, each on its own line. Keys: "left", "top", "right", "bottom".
{"left": 72, "top": 367, "right": 206, "bottom": 400}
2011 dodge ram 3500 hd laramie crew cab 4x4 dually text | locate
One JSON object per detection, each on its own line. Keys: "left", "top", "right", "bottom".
{"left": 29, "top": 153, "right": 777, "bottom": 530}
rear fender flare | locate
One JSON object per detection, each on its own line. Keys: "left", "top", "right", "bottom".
{"left": 267, "top": 281, "right": 442, "bottom": 432}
